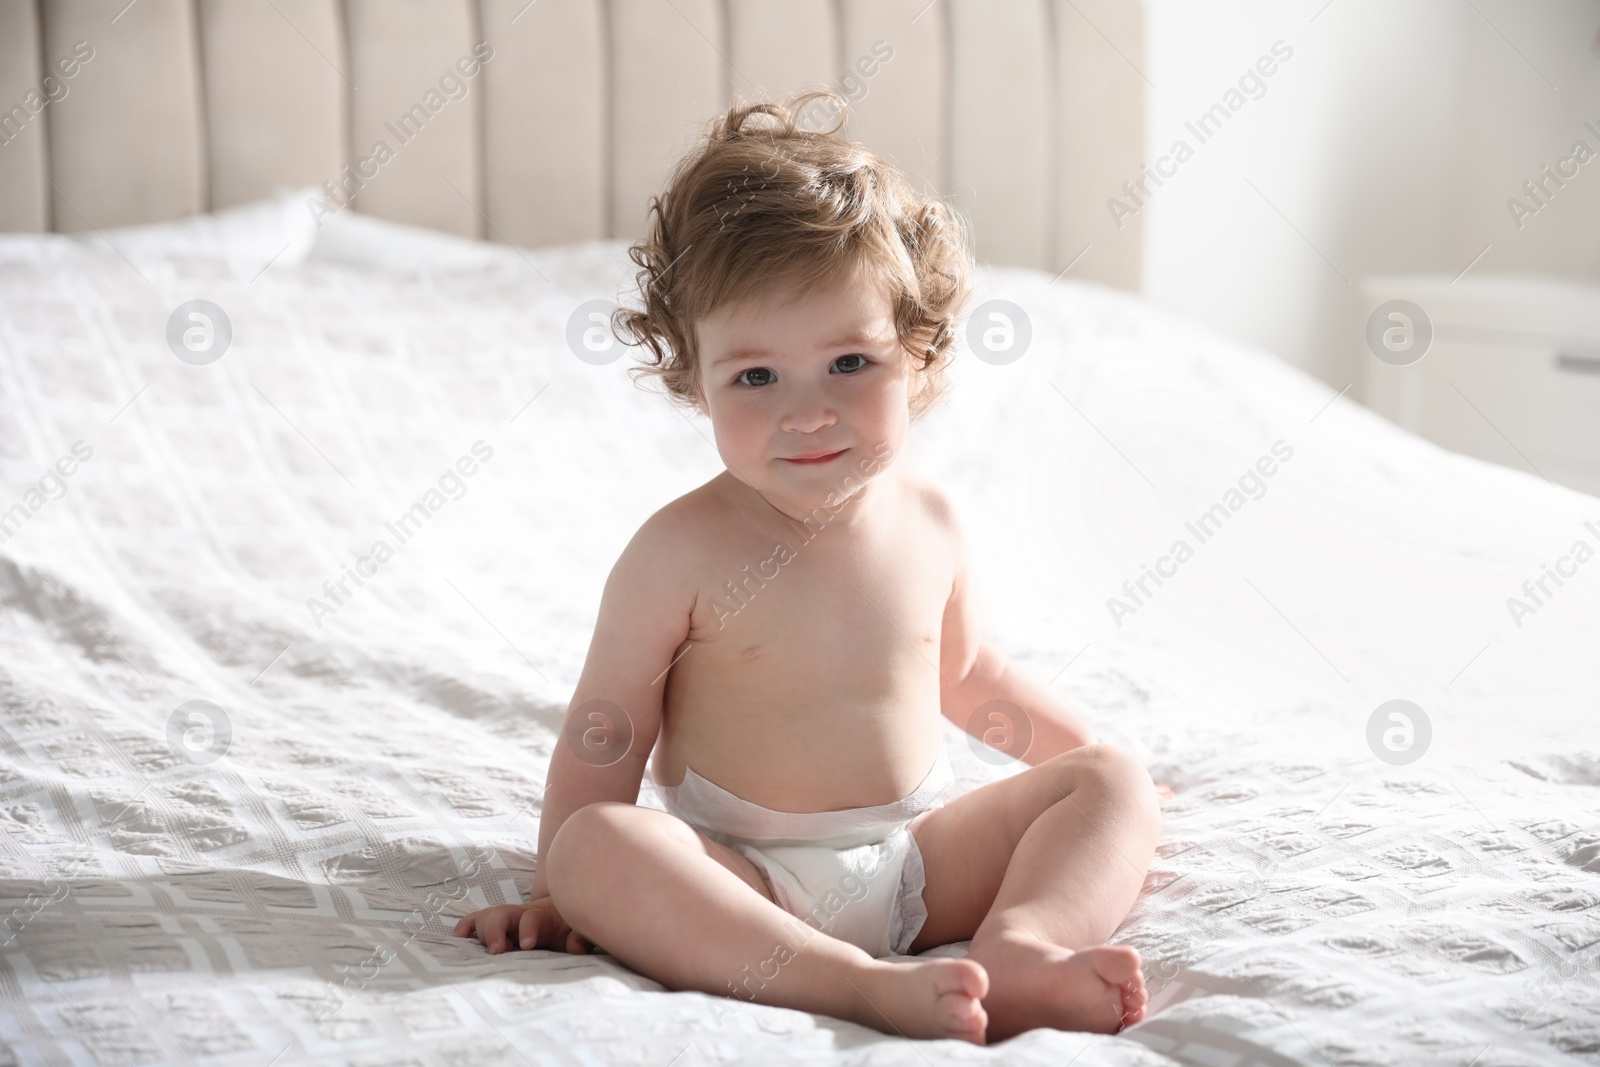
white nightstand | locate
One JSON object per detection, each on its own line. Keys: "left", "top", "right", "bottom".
{"left": 1360, "top": 273, "right": 1600, "bottom": 498}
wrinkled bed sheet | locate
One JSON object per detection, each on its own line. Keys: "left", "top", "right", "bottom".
{"left": 0, "top": 191, "right": 1596, "bottom": 1066}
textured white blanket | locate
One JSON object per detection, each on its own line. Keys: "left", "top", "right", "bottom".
{"left": 1, "top": 191, "right": 1595, "bottom": 1065}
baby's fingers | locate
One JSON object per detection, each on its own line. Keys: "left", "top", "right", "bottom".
{"left": 476, "top": 909, "right": 520, "bottom": 953}
{"left": 518, "top": 905, "right": 551, "bottom": 951}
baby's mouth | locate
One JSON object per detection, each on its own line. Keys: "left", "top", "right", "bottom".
{"left": 780, "top": 448, "right": 848, "bottom": 466}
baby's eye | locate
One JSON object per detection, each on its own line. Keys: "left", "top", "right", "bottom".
{"left": 832, "top": 354, "right": 869, "bottom": 374}
{"left": 736, "top": 367, "right": 774, "bottom": 388}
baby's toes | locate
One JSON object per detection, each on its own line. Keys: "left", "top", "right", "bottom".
{"left": 1089, "top": 945, "right": 1143, "bottom": 989}
{"left": 939, "top": 991, "right": 987, "bottom": 1043}
{"left": 933, "top": 960, "right": 989, "bottom": 1042}
{"left": 1119, "top": 975, "right": 1149, "bottom": 1027}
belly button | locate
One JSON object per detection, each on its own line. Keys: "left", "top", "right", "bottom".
{"left": 740, "top": 645, "right": 762, "bottom": 661}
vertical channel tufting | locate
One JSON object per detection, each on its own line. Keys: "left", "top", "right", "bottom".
{"left": 1041, "top": 0, "right": 1059, "bottom": 271}
{"left": 607, "top": 0, "right": 724, "bottom": 243}
{"left": 724, "top": 0, "right": 835, "bottom": 109}
{"left": 1050, "top": 0, "right": 1143, "bottom": 292}
{"left": 195, "top": 0, "right": 343, "bottom": 213}
{"left": 190, "top": 0, "right": 210, "bottom": 212}
{"left": 834, "top": 0, "right": 946, "bottom": 202}
{"left": 0, "top": 0, "right": 48, "bottom": 232}
{"left": 342, "top": 0, "right": 480, "bottom": 238}
{"left": 599, "top": 0, "right": 613, "bottom": 239}
{"left": 338, "top": 0, "right": 353, "bottom": 209}
{"left": 948, "top": 0, "right": 1052, "bottom": 271}
{"left": 715, "top": 0, "right": 731, "bottom": 111}
{"left": 479, "top": 0, "right": 606, "bottom": 248}
{"left": 468, "top": 0, "right": 485, "bottom": 234}
{"left": 0, "top": 0, "right": 1144, "bottom": 286}
{"left": 830, "top": 0, "right": 844, "bottom": 101}
{"left": 42, "top": 0, "right": 205, "bottom": 232}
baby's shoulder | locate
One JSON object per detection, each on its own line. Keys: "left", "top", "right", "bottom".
{"left": 897, "top": 471, "right": 963, "bottom": 540}
{"left": 622, "top": 474, "right": 740, "bottom": 569}
{"left": 631, "top": 479, "right": 719, "bottom": 549}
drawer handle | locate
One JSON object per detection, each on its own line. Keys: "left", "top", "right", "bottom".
{"left": 1556, "top": 351, "right": 1600, "bottom": 374}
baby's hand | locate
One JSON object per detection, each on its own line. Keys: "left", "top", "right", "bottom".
{"left": 452, "top": 897, "right": 597, "bottom": 955}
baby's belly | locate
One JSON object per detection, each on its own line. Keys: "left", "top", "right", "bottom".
{"left": 653, "top": 647, "right": 945, "bottom": 813}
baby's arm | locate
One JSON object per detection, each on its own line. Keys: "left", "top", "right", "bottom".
{"left": 933, "top": 492, "right": 1173, "bottom": 797}
{"left": 943, "top": 641, "right": 1099, "bottom": 766}
{"left": 932, "top": 491, "right": 1098, "bottom": 766}
{"left": 457, "top": 517, "right": 692, "bottom": 957}
{"left": 526, "top": 508, "right": 696, "bottom": 904}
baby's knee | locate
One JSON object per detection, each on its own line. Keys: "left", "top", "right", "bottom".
{"left": 1061, "top": 744, "right": 1158, "bottom": 808}
{"left": 546, "top": 801, "right": 635, "bottom": 893}
{"left": 1094, "top": 745, "right": 1162, "bottom": 840}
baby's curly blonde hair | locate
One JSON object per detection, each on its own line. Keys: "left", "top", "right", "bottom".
{"left": 613, "top": 89, "right": 976, "bottom": 420}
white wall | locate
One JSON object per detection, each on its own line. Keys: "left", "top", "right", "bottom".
{"left": 1446, "top": 1, "right": 1600, "bottom": 278}
{"left": 1141, "top": 0, "right": 1600, "bottom": 390}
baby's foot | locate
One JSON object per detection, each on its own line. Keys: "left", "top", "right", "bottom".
{"left": 968, "top": 930, "right": 1146, "bottom": 1041}
{"left": 849, "top": 957, "right": 989, "bottom": 1044}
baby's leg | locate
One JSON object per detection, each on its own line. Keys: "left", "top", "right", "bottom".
{"left": 544, "top": 801, "right": 989, "bottom": 1042}
{"left": 910, "top": 744, "right": 1162, "bottom": 1040}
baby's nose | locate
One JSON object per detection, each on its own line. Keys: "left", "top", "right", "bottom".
{"left": 780, "top": 403, "right": 837, "bottom": 434}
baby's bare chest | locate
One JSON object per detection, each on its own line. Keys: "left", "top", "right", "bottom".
{"left": 681, "top": 523, "right": 950, "bottom": 681}
{"left": 651, "top": 494, "right": 955, "bottom": 807}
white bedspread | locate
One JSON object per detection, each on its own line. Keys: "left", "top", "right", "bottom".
{"left": 1, "top": 191, "right": 1596, "bottom": 1066}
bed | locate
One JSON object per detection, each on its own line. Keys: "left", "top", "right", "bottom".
{"left": 4, "top": 2, "right": 1598, "bottom": 1064}
{"left": 1, "top": 189, "right": 1595, "bottom": 1066}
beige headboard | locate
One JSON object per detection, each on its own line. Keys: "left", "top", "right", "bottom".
{"left": 0, "top": 0, "right": 1144, "bottom": 289}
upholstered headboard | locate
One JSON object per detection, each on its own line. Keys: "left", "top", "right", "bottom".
{"left": 0, "top": 0, "right": 1144, "bottom": 289}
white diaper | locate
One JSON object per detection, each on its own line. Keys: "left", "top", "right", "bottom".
{"left": 656, "top": 746, "right": 954, "bottom": 959}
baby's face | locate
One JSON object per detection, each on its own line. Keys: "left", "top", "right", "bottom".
{"left": 692, "top": 266, "right": 910, "bottom": 517}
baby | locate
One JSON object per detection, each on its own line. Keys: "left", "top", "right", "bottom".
{"left": 454, "top": 89, "right": 1162, "bottom": 1045}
